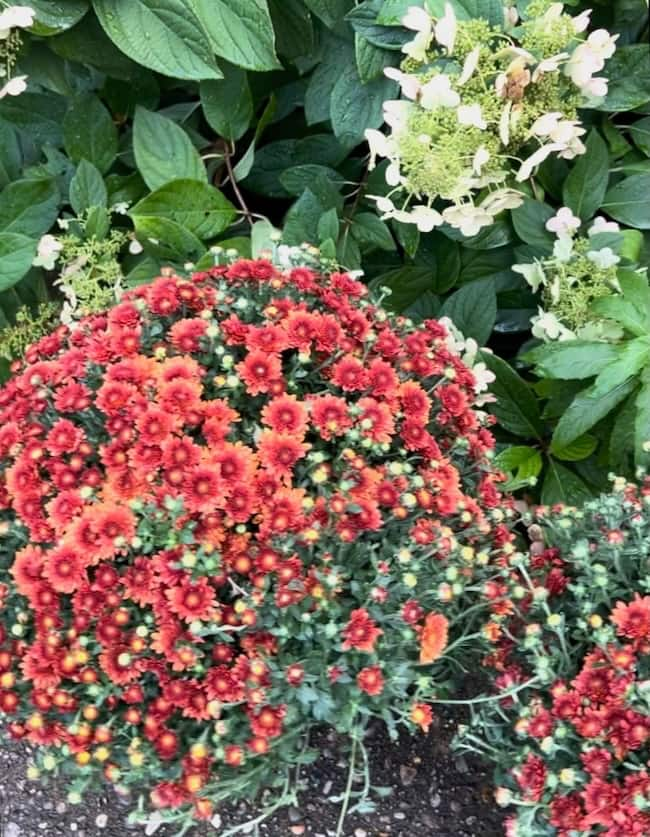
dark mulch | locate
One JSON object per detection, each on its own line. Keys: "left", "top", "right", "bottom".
{"left": 0, "top": 710, "right": 504, "bottom": 837}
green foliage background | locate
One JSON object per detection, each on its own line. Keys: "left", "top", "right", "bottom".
{"left": 0, "top": 0, "right": 649, "bottom": 502}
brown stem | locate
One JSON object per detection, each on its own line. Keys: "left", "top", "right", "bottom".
{"left": 223, "top": 141, "right": 254, "bottom": 227}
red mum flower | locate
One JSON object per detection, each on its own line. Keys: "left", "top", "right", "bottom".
{"left": 438, "top": 384, "right": 469, "bottom": 417}
{"left": 169, "top": 318, "right": 208, "bottom": 353}
{"left": 46, "top": 418, "right": 84, "bottom": 456}
{"left": 410, "top": 702, "right": 434, "bottom": 732}
{"left": 342, "top": 608, "right": 382, "bottom": 653}
{"left": 43, "top": 544, "right": 86, "bottom": 593}
{"left": 419, "top": 613, "right": 449, "bottom": 664}
{"left": 248, "top": 705, "right": 286, "bottom": 739}
{"left": 308, "top": 395, "right": 352, "bottom": 439}
{"left": 357, "top": 397, "right": 395, "bottom": 443}
{"left": 11, "top": 545, "right": 45, "bottom": 596}
{"left": 256, "top": 431, "right": 310, "bottom": 480}
{"left": 136, "top": 407, "right": 175, "bottom": 446}
{"left": 166, "top": 579, "right": 217, "bottom": 623}
{"left": 611, "top": 595, "right": 650, "bottom": 641}
{"left": 357, "top": 665, "right": 384, "bottom": 696}
{"left": 183, "top": 465, "right": 225, "bottom": 513}
{"left": 261, "top": 394, "right": 309, "bottom": 436}
{"left": 331, "top": 355, "right": 369, "bottom": 392}
{"left": 237, "top": 351, "right": 282, "bottom": 395}
{"left": 515, "top": 753, "right": 547, "bottom": 802}
{"left": 204, "top": 665, "right": 246, "bottom": 703}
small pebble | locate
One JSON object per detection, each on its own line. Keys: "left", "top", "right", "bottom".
{"left": 355, "top": 829, "right": 368, "bottom": 837}
{"left": 5, "top": 824, "right": 21, "bottom": 837}
{"left": 95, "top": 813, "right": 108, "bottom": 829}
{"left": 290, "top": 826, "right": 305, "bottom": 835}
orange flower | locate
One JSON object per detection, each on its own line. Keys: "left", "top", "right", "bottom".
{"left": 419, "top": 612, "right": 449, "bottom": 664}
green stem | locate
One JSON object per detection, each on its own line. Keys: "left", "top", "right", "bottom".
{"left": 335, "top": 734, "right": 358, "bottom": 837}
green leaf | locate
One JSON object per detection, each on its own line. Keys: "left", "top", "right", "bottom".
{"left": 609, "top": 393, "right": 637, "bottom": 475}
{"left": 93, "top": 0, "right": 222, "bottom": 81}
{"left": 511, "top": 198, "right": 555, "bottom": 252}
{"left": 269, "top": 0, "right": 315, "bottom": 61}
{"left": 562, "top": 129, "right": 610, "bottom": 222}
{"left": 591, "top": 295, "right": 648, "bottom": 337}
{"left": 599, "top": 46, "right": 650, "bottom": 113}
{"left": 377, "top": 0, "right": 422, "bottom": 24}
{"left": 134, "top": 217, "right": 205, "bottom": 261}
{"left": 305, "top": 36, "right": 355, "bottom": 126}
{"left": 629, "top": 116, "right": 650, "bottom": 158}
{"left": 551, "top": 378, "right": 637, "bottom": 449}
{"left": 317, "top": 208, "right": 340, "bottom": 243}
{"left": 130, "top": 180, "right": 236, "bottom": 240}
{"left": 369, "top": 267, "right": 437, "bottom": 311}
{"left": 541, "top": 459, "right": 593, "bottom": 506}
{"left": 351, "top": 213, "right": 395, "bottom": 251}
{"left": 279, "top": 165, "right": 344, "bottom": 196}
{"left": 524, "top": 341, "right": 622, "bottom": 380}
{"left": 440, "top": 278, "right": 496, "bottom": 345}
{"left": 133, "top": 107, "right": 207, "bottom": 191}
{"left": 602, "top": 174, "right": 650, "bottom": 229}
{"left": 0, "top": 179, "right": 59, "bottom": 238}
{"left": 49, "top": 12, "right": 138, "bottom": 79}
{"left": 330, "top": 65, "right": 396, "bottom": 146}
{"left": 201, "top": 66, "right": 253, "bottom": 142}
{"left": 590, "top": 337, "right": 650, "bottom": 397}
{"left": 251, "top": 218, "right": 280, "bottom": 258}
{"left": 494, "top": 445, "right": 542, "bottom": 489}
{"left": 191, "top": 0, "right": 280, "bottom": 71}
{"left": 0, "top": 234, "right": 38, "bottom": 292}
{"left": 63, "top": 94, "right": 118, "bottom": 175}
{"left": 0, "top": 122, "right": 22, "bottom": 189}
{"left": 245, "top": 135, "right": 347, "bottom": 198}
{"left": 0, "top": 92, "right": 66, "bottom": 147}
{"left": 480, "top": 352, "right": 545, "bottom": 439}
{"left": 303, "top": 0, "right": 353, "bottom": 27}
{"left": 283, "top": 189, "right": 326, "bottom": 246}
{"left": 355, "top": 34, "right": 399, "bottom": 82}
{"left": 69, "top": 160, "right": 108, "bottom": 214}
{"left": 29, "top": 0, "right": 89, "bottom": 35}
{"left": 635, "top": 377, "right": 650, "bottom": 467}
{"left": 550, "top": 434, "right": 598, "bottom": 461}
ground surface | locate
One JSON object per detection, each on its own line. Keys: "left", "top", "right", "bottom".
{"left": 0, "top": 712, "right": 504, "bottom": 837}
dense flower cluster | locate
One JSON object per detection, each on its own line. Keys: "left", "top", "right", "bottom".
{"left": 0, "top": 5, "right": 34, "bottom": 99}
{"left": 513, "top": 210, "right": 633, "bottom": 341}
{"left": 0, "top": 258, "right": 513, "bottom": 828}
{"left": 458, "top": 478, "right": 650, "bottom": 836}
{"left": 365, "top": 1, "right": 617, "bottom": 235}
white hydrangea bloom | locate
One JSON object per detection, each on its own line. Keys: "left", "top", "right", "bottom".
{"left": 401, "top": 6, "right": 433, "bottom": 63}
{"left": 458, "top": 47, "right": 480, "bottom": 86}
{"left": 457, "top": 103, "right": 487, "bottom": 129}
{"left": 0, "top": 5, "right": 35, "bottom": 36}
{"left": 516, "top": 143, "right": 564, "bottom": 181}
{"left": 434, "top": 3, "right": 457, "bottom": 53}
{"left": 32, "top": 234, "right": 63, "bottom": 271}
{"left": 531, "top": 309, "right": 576, "bottom": 341}
{"left": 587, "top": 247, "right": 620, "bottom": 269}
{"left": 442, "top": 203, "right": 494, "bottom": 237}
{"left": 0, "top": 75, "right": 27, "bottom": 98}
{"left": 420, "top": 74, "right": 460, "bottom": 109}
{"left": 546, "top": 207, "right": 581, "bottom": 236}
{"left": 513, "top": 261, "right": 546, "bottom": 292}
{"left": 588, "top": 216, "right": 620, "bottom": 235}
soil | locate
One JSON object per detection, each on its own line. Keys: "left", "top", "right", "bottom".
{"left": 0, "top": 711, "right": 504, "bottom": 837}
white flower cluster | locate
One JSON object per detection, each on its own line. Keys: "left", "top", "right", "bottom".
{"left": 439, "top": 316, "right": 497, "bottom": 404}
{"left": 364, "top": 2, "right": 618, "bottom": 237}
{"left": 513, "top": 209, "right": 624, "bottom": 342}
{"left": 0, "top": 4, "right": 34, "bottom": 99}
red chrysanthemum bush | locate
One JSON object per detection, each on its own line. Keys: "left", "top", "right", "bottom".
{"left": 0, "top": 256, "right": 513, "bottom": 831}
{"left": 459, "top": 478, "right": 650, "bottom": 837}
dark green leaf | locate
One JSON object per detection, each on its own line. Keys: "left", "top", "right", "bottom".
{"left": 134, "top": 217, "right": 205, "bottom": 261}
{"left": 599, "top": 46, "right": 650, "bottom": 112}
{"left": 590, "top": 337, "right": 650, "bottom": 397}
{"left": 303, "top": 0, "right": 354, "bottom": 28}
{"left": 50, "top": 12, "right": 138, "bottom": 79}
{"left": 279, "top": 165, "right": 344, "bottom": 196}
{"left": 269, "top": 0, "right": 315, "bottom": 61}
{"left": 29, "top": 0, "right": 89, "bottom": 34}
{"left": 562, "top": 129, "right": 610, "bottom": 222}
{"left": 63, "top": 94, "right": 118, "bottom": 174}
{"left": 550, "top": 434, "right": 598, "bottom": 461}
{"left": 480, "top": 352, "right": 545, "bottom": 439}
{"left": 130, "top": 179, "right": 236, "bottom": 240}
{"left": 524, "top": 341, "right": 622, "bottom": 379}
{"left": 0, "top": 92, "right": 67, "bottom": 147}
{"left": 551, "top": 378, "right": 637, "bottom": 449}
{"left": 0, "top": 179, "right": 60, "bottom": 238}
{"left": 244, "top": 135, "right": 347, "bottom": 197}
{"left": 440, "top": 278, "right": 496, "bottom": 344}
{"left": 191, "top": 0, "right": 281, "bottom": 71}
{"left": 629, "top": 117, "right": 650, "bottom": 158}
{"left": 369, "top": 266, "right": 436, "bottom": 311}
{"left": 283, "top": 189, "right": 326, "bottom": 246}
{"left": 635, "top": 377, "right": 650, "bottom": 467}
{"left": 133, "top": 107, "right": 207, "bottom": 191}
{"left": 330, "top": 65, "right": 396, "bottom": 146}
{"left": 0, "top": 234, "right": 38, "bottom": 292}
{"left": 541, "top": 459, "right": 593, "bottom": 506}
{"left": 201, "top": 66, "right": 253, "bottom": 142}
{"left": 355, "top": 34, "right": 400, "bottom": 81}
{"left": 511, "top": 198, "right": 555, "bottom": 251}
{"left": 351, "top": 212, "right": 395, "bottom": 251}
{"left": 69, "top": 160, "right": 107, "bottom": 214}
{"left": 94, "top": 0, "right": 222, "bottom": 81}
{"left": 317, "top": 208, "right": 340, "bottom": 243}
{"left": 602, "top": 174, "right": 650, "bottom": 229}
{"left": 0, "top": 122, "right": 22, "bottom": 189}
